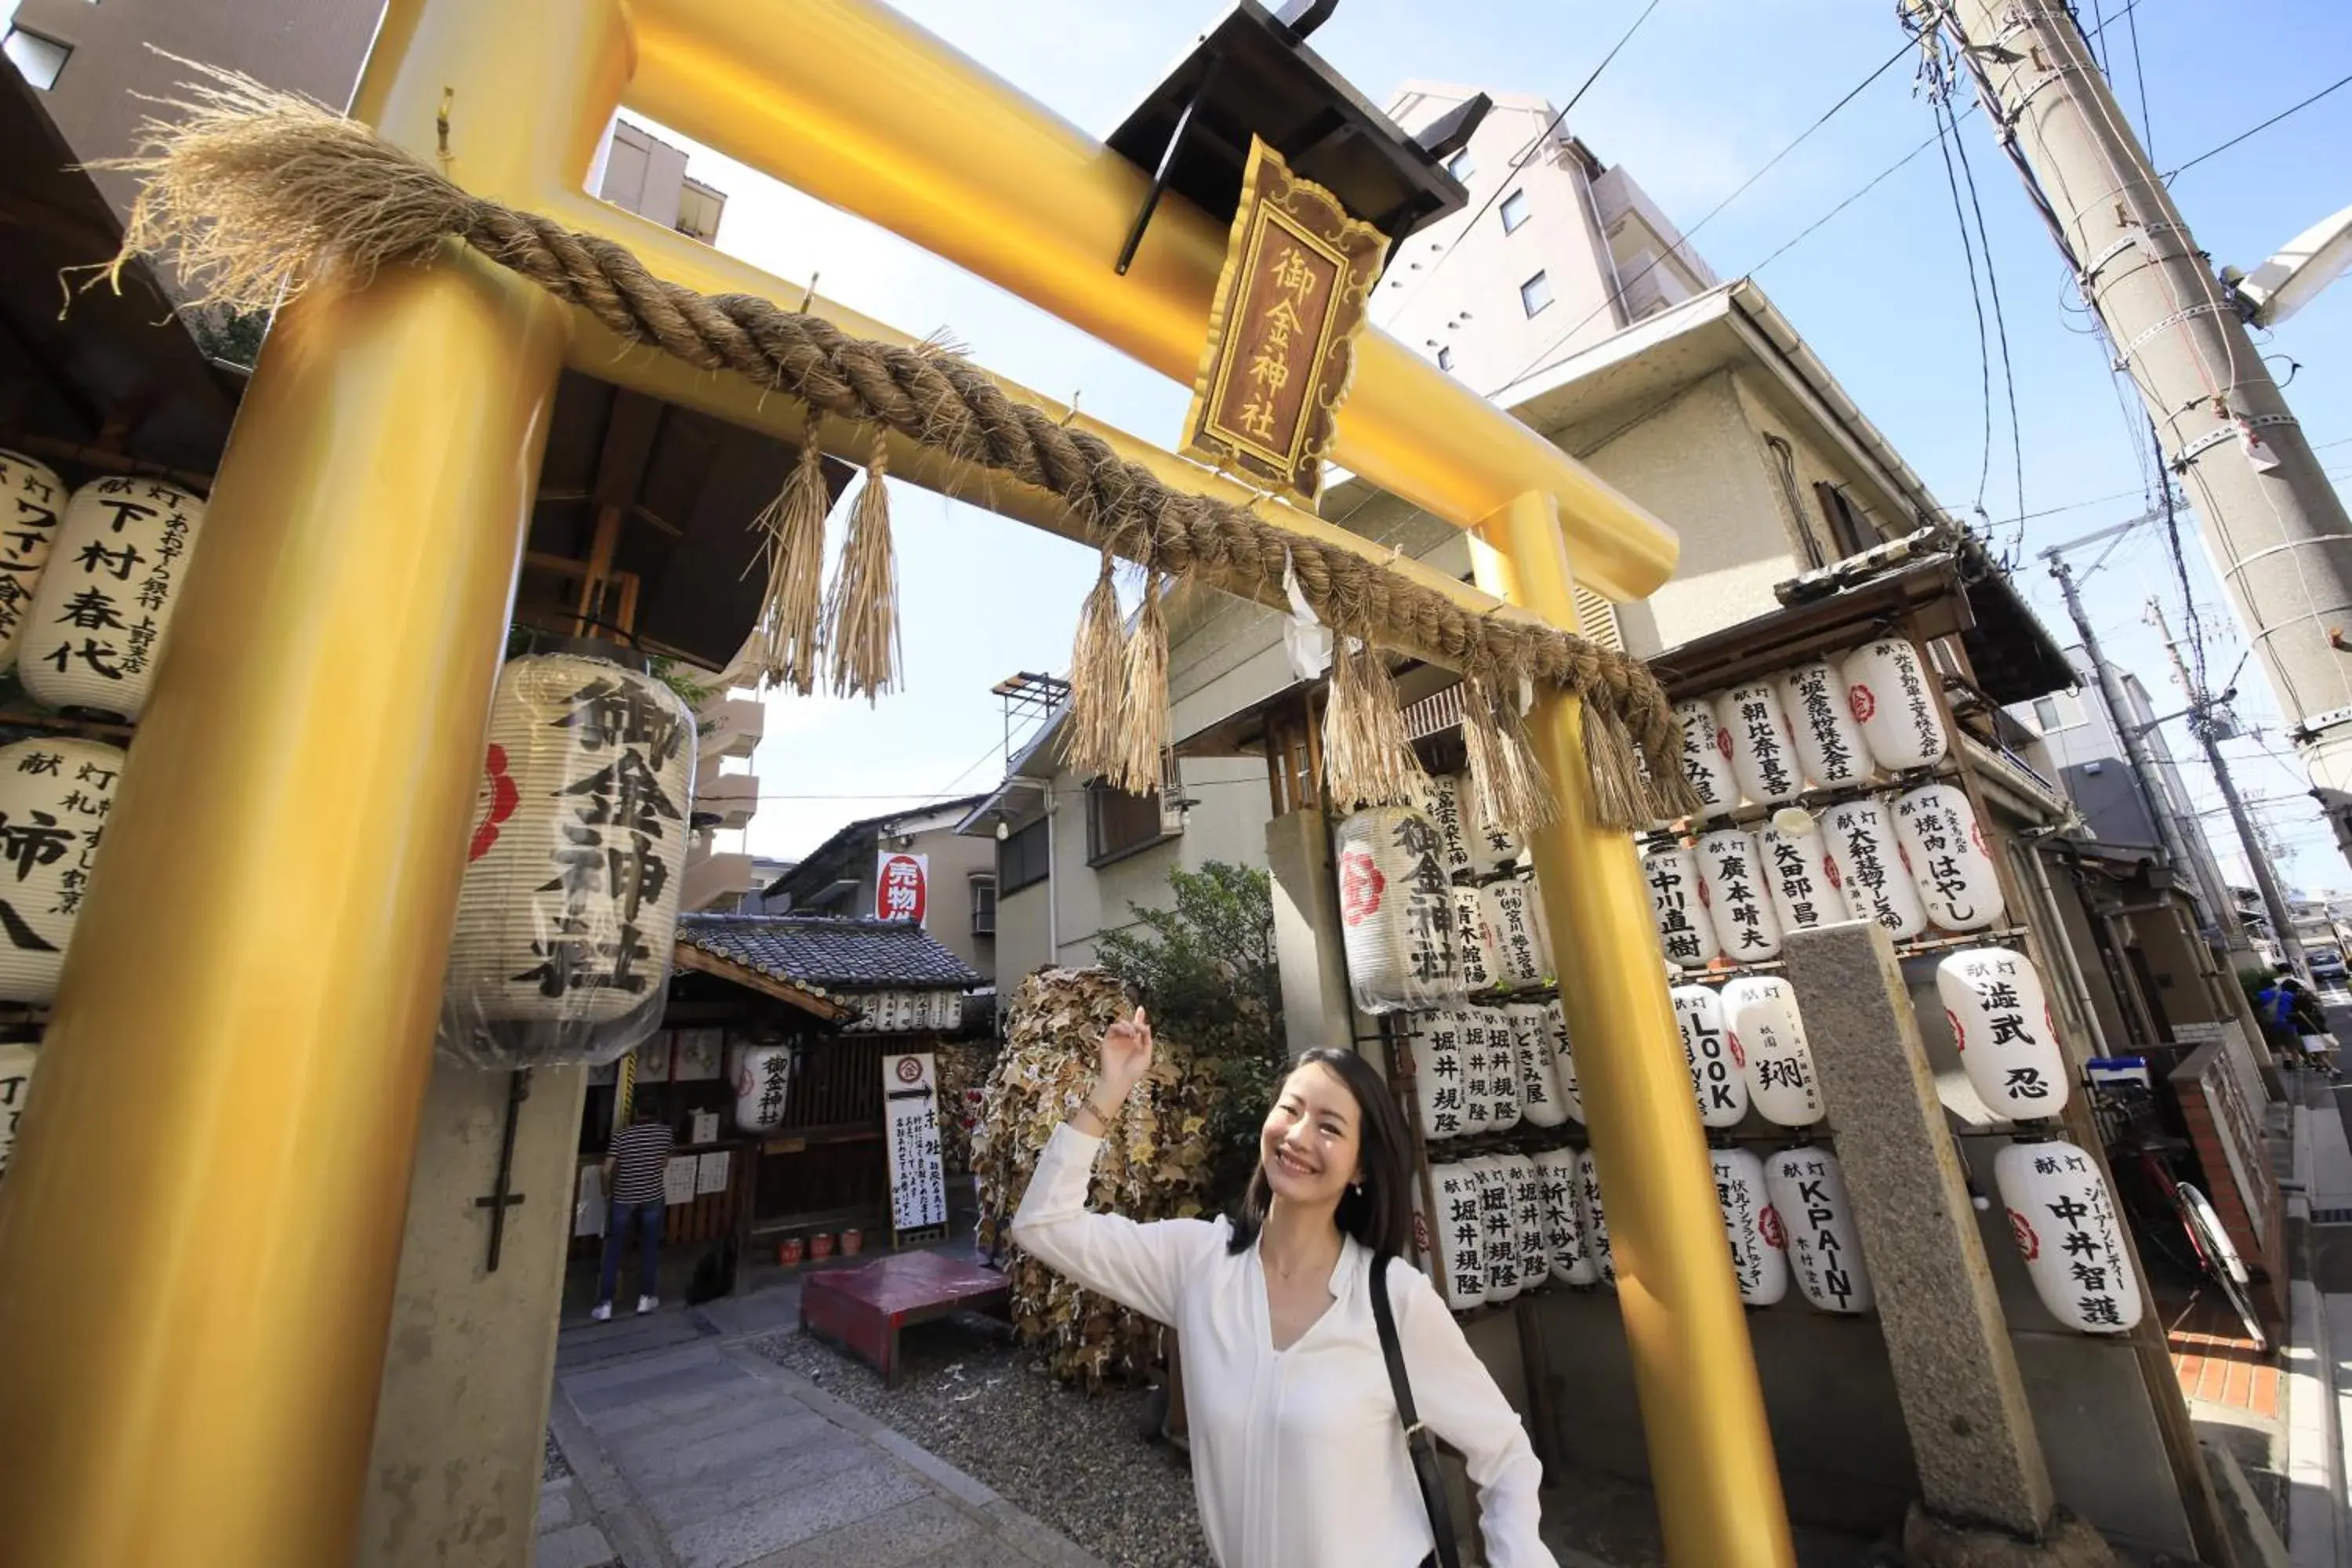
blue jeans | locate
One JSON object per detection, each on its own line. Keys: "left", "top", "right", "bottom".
{"left": 597, "top": 1200, "right": 665, "bottom": 1304}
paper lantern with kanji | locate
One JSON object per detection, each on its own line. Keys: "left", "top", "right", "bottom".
{"left": 1780, "top": 659, "right": 1871, "bottom": 789}
{"left": 438, "top": 649, "right": 696, "bottom": 1067}
{"left": 1535, "top": 1146, "right": 1599, "bottom": 1286}
{"left": 1820, "top": 797, "right": 1927, "bottom": 939}
{"left": 1506, "top": 1001, "right": 1568, "bottom": 1128}
{"left": 1695, "top": 827, "right": 1784, "bottom": 963}
{"left": 1480, "top": 876, "right": 1546, "bottom": 987}
{"left": 1504, "top": 1153, "right": 1550, "bottom": 1286}
{"left": 1541, "top": 999, "right": 1585, "bottom": 1124}
{"left": 1758, "top": 815, "right": 1842, "bottom": 935}
{"left": 1892, "top": 784, "right": 2006, "bottom": 932}
{"left": 1480, "top": 1006, "right": 1521, "bottom": 1131}
{"left": 1576, "top": 1147, "right": 1617, "bottom": 1289}
{"left": 1521, "top": 870, "right": 1555, "bottom": 979}
{"left": 20, "top": 477, "right": 205, "bottom": 720}
{"left": 731, "top": 1041, "right": 794, "bottom": 1134}
{"left": 1463, "top": 779, "right": 1521, "bottom": 878}
{"left": 1673, "top": 983, "right": 1751, "bottom": 1129}
{"left": 0, "top": 1038, "right": 35, "bottom": 1182}
{"left": 1429, "top": 1160, "right": 1490, "bottom": 1311}
{"left": 1722, "top": 975, "right": 1824, "bottom": 1128}
{"left": 1643, "top": 840, "right": 1719, "bottom": 971}
{"left": 1994, "top": 1139, "right": 2142, "bottom": 1334}
{"left": 1715, "top": 682, "right": 1804, "bottom": 808}
{"left": 1765, "top": 1147, "right": 1875, "bottom": 1314}
{"left": 1334, "top": 807, "right": 1465, "bottom": 1014}
{"left": 1427, "top": 771, "right": 1477, "bottom": 881}
{"left": 1841, "top": 638, "right": 1948, "bottom": 773}
{"left": 1452, "top": 885, "right": 1499, "bottom": 993}
{"left": 0, "top": 450, "right": 67, "bottom": 673}
{"left": 1469, "top": 1156, "right": 1524, "bottom": 1302}
{"left": 1675, "top": 699, "right": 1737, "bottom": 820}
{"left": 1457, "top": 1007, "right": 1499, "bottom": 1135}
{"left": 1412, "top": 1009, "right": 1472, "bottom": 1142}
{"left": 0, "top": 738, "right": 125, "bottom": 1004}
{"left": 1937, "top": 947, "right": 2069, "bottom": 1118}
{"left": 1714, "top": 1145, "right": 1790, "bottom": 1307}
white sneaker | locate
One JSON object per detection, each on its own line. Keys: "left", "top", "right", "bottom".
{"left": 590, "top": 1301, "right": 612, "bottom": 1322}
{"left": 637, "top": 1294, "right": 659, "bottom": 1316}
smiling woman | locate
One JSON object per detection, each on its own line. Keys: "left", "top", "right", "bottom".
{"left": 1011, "top": 1012, "right": 1559, "bottom": 1568}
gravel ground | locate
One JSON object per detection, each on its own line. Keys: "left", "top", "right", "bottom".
{"left": 753, "top": 1318, "right": 1212, "bottom": 1568}
{"left": 543, "top": 1428, "right": 569, "bottom": 1483}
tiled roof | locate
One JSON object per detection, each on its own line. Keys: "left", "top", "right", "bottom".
{"left": 677, "top": 914, "right": 980, "bottom": 993}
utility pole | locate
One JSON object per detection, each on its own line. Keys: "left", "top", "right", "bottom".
{"left": 1933, "top": 1, "right": 2352, "bottom": 873}
{"left": 2149, "top": 597, "right": 2309, "bottom": 975}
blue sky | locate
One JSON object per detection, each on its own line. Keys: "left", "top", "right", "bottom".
{"left": 681, "top": 0, "right": 2352, "bottom": 891}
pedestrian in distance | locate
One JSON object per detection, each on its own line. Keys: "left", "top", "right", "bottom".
{"left": 2254, "top": 966, "right": 2307, "bottom": 1069}
{"left": 1012, "top": 1007, "right": 1558, "bottom": 1568}
{"left": 592, "top": 1101, "right": 677, "bottom": 1321}
{"left": 2282, "top": 975, "right": 2342, "bottom": 1080}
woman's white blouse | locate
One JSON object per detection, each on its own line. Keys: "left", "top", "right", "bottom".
{"left": 1010, "top": 1123, "right": 1557, "bottom": 1568}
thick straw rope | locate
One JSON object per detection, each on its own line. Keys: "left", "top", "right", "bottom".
{"left": 97, "top": 67, "right": 1701, "bottom": 825}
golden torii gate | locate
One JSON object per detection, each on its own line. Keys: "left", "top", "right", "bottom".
{"left": 0, "top": 2, "right": 1793, "bottom": 1563}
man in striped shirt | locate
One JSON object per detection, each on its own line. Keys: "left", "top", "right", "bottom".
{"left": 592, "top": 1105, "right": 677, "bottom": 1320}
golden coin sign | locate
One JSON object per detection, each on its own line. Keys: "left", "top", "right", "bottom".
{"left": 1180, "top": 137, "right": 1387, "bottom": 504}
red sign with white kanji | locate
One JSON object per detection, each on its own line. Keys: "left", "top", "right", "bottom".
{"left": 876, "top": 851, "right": 927, "bottom": 926}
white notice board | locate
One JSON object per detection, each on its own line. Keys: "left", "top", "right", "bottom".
{"left": 882, "top": 1051, "right": 948, "bottom": 1235}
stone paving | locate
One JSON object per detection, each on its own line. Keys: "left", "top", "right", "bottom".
{"left": 536, "top": 1278, "right": 1103, "bottom": 1568}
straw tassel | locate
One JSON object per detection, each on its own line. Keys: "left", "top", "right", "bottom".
{"left": 1579, "top": 702, "right": 1650, "bottom": 833}
{"left": 751, "top": 418, "right": 833, "bottom": 695}
{"left": 1112, "top": 570, "right": 1171, "bottom": 797}
{"left": 1321, "top": 639, "right": 1426, "bottom": 811}
{"left": 1462, "top": 674, "right": 1558, "bottom": 842}
{"left": 822, "top": 430, "right": 900, "bottom": 702}
{"left": 1059, "top": 550, "right": 1130, "bottom": 784}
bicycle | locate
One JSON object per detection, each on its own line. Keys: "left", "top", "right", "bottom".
{"left": 2089, "top": 1078, "right": 2268, "bottom": 1353}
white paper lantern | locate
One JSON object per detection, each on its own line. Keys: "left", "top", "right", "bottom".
{"left": 1713, "top": 1145, "right": 1790, "bottom": 1307}
{"left": 440, "top": 650, "right": 695, "bottom": 1066}
{"left": 1541, "top": 1000, "right": 1585, "bottom": 1124}
{"left": 1893, "top": 783, "right": 2006, "bottom": 932}
{"left": 1842, "top": 638, "right": 1948, "bottom": 773}
{"left": 1535, "top": 1146, "right": 1599, "bottom": 1285}
{"left": 1464, "top": 779, "right": 1521, "bottom": 877}
{"left": 1757, "top": 815, "right": 1843, "bottom": 935}
{"left": 1413, "top": 1010, "right": 1472, "bottom": 1142}
{"left": 730, "top": 1041, "right": 793, "bottom": 1133}
{"left": 1722, "top": 975, "right": 1824, "bottom": 1128}
{"left": 1482, "top": 1007, "right": 1521, "bottom": 1131}
{"left": 1470, "top": 1156, "right": 1524, "bottom": 1302}
{"left": 1994, "top": 1139, "right": 2143, "bottom": 1334}
{"left": 1576, "top": 1146, "right": 1617, "bottom": 1289}
{"left": 1429, "top": 1161, "right": 1490, "bottom": 1310}
{"left": 1694, "top": 828, "right": 1784, "bottom": 963}
{"left": 0, "top": 450, "right": 68, "bottom": 674}
{"left": 1506, "top": 1001, "right": 1568, "bottom": 1128}
{"left": 1504, "top": 1153, "right": 1550, "bottom": 1287}
{"left": 1673, "top": 983, "right": 1751, "bottom": 1128}
{"left": 1427, "top": 771, "right": 1477, "bottom": 881}
{"left": 20, "top": 477, "right": 205, "bottom": 720}
{"left": 1334, "top": 807, "right": 1465, "bottom": 1014}
{"left": 1675, "top": 699, "right": 1737, "bottom": 820}
{"left": 1780, "top": 659, "right": 1872, "bottom": 789}
{"left": 1644, "top": 841, "right": 1719, "bottom": 971}
{"left": 0, "top": 1039, "right": 35, "bottom": 1182}
{"left": 1766, "top": 1147, "right": 1875, "bottom": 1314}
{"left": 1938, "top": 947, "right": 2069, "bottom": 1117}
{"left": 0, "top": 738, "right": 125, "bottom": 1004}
{"left": 1820, "top": 798, "right": 1928, "bottom": 939}
{"left": 1715, "top": 682, "right": 1805, "bottom": 808}
{"left": 1453, "top": 885, "right": 1499, "bottom": 993}
{"left": 1520, "top": 871, "right": 1555, "bottom": 981}
{"left": 1458, "top": 1008, "right": 1497, "bottom": 1135}
{"left": 1481, "top": 877, "right": 1546, "bottom": 987}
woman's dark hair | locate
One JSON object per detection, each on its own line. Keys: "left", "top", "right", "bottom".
{"left": 1225, "top": 1047, "right": 1415, "bottom": 1261}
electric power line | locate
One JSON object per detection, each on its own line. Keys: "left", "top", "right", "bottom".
{"left": 2163, "top": 70, "right": 2352, "bottom": 182}
{"left": 2122, "top": 0, "right": 2155, "bottom": 160}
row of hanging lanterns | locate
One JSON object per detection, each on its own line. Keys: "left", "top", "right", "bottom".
{"left": 1668, "top": 979, "right": 1826, "bottom": 1130}
{"left": 1339, "top": 800, "right": 1562, "bottom": 1014}
{"left": 1673, "top": 638, "right": 1951, "bottom": 822}
{"left": 1410, "top": 1003, "right": 1580, "bottom": 1141}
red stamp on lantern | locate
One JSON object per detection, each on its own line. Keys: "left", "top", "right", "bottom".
{"left": 1848, "top": 684, "right": 1877, "bottom": 724}
{"left": 1338, "top": 849, "right": 1385, "bottom": 926}
{"left": 2008, "top": 1209, "right": 2039, "bottom": 1261}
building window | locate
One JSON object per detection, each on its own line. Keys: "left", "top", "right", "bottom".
{"left": 676, "top": 178, "right": 725, "bottom": 244}
{"left": 1519, "top": 270, "right": 1552, "bottom": 318}
{"left": 1436, "top": 346, "right": 1454, "bottom": 372}
{"left": 1447, "top": 148, "right": 1475, "bottom": 183}
{"left": 1814, "top": 481, "right": 1875, "bottom": 558}
{"left": 1500, "top": 190, "right": 1530, "bottom": 234}
{"left": 970, "top": 875, "right": 996, "bottom": 937}
{"left": 1086, "top": 781, "right": 1170, "bottom": 866}
{"left": 999, "top": 818, "right": 1049, "bottom": 895}
{"left": 4, "top": 28, "right": 71, "bottom": 89}
{"left": 2032, "top": 697, "right": 2061, "bottom": 731}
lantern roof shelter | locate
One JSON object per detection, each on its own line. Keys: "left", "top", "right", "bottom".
{"left": 677, "top": 913, "right": 982, "bottom": 1002}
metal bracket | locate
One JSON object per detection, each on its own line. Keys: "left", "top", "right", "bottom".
{"left": 2110, "top": 300, "right": 2230, "bottom": 370}
{"left": 2172, "top": 412, "right": 2299, "bottom": 468}
{"left": 1114, "top": 53, "right": 1221, "bottom": 277}
{"left": 473, "top": 1067, "right": 533, "bottom": 1272}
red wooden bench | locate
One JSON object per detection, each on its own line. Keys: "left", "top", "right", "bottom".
{"left": 798, "top": 1250, "right": 1011, "bottom": 1385}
